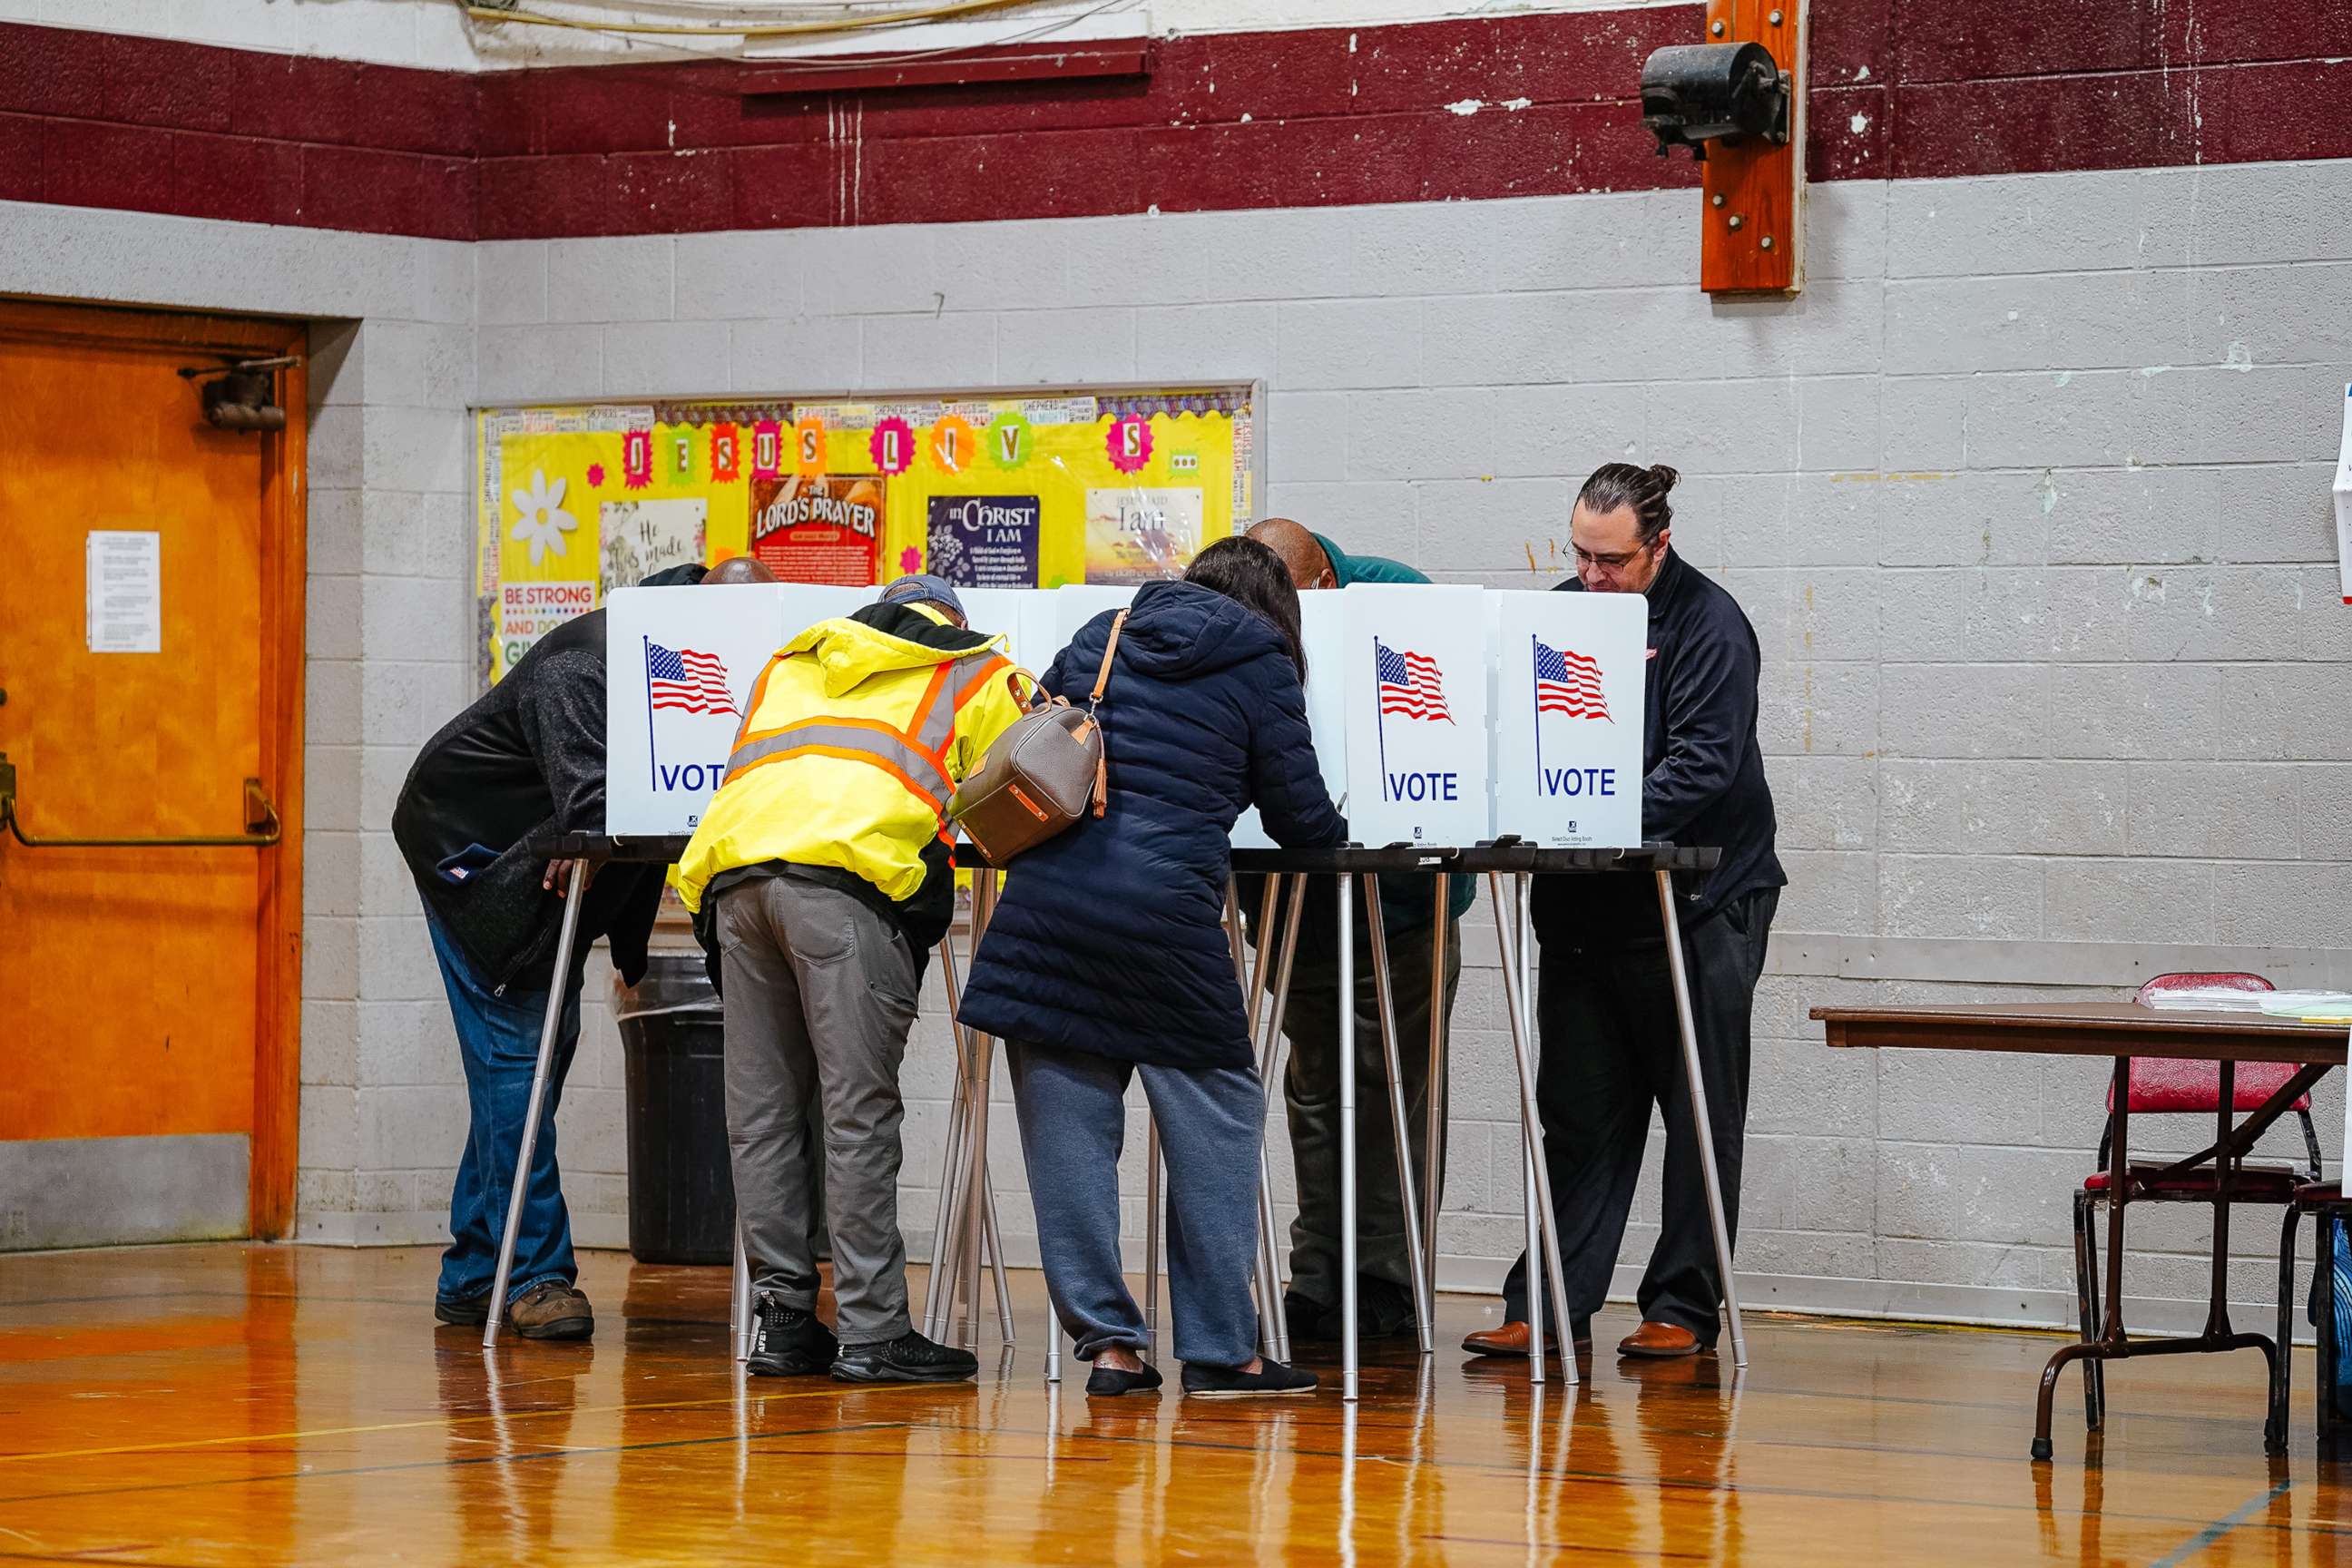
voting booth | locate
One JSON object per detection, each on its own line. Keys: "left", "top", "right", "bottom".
{"left": 1232, "top": 594, "right": 1348, "bottom": 849}
{"left": 605, "top": 583, "right": 863, "bottom": 836}
{"left": 606, "top": 581, "right": 1647, "bottom": 846}
{"left": 1490, "top": 590, "right": 1647, "bottom": 849}
{"left": 502, "top": 575, "right": 1759, "bottom": 1403}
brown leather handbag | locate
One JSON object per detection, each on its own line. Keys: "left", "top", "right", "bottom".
{"left": 946, "top": 611, "right": 1126, "bottom": 867}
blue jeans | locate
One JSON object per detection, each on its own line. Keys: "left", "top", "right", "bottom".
{"left": 428, "top": 915, "right": 581, "bottom": 1306}
{"left": 1007, "top": 1041, "right": 1264, "bottom": 1368}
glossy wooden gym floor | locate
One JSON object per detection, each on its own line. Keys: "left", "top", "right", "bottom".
{"left": 1, "top": 1245, "right": 2345, "bottom": 1564}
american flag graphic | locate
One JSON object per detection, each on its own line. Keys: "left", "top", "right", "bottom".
{"left": 1534, "top": 638, "right": 1611, "bottom": 720}
{"left": 1375, "top": 640, "right": 1453, "bottom": 723}
{"left": 646, "top": 641, "right": 738, "bottom": 716}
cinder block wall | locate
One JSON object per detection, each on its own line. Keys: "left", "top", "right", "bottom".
{"left": 5, "top": 151, "right": 2346, "bottom": 1330}
{"left": 466, "top": 160, "right": 2351, "bottom": 1328}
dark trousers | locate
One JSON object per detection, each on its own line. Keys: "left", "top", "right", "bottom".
{"left": 1281, "top": 924, "right": 1462, "bottom": 1304}
{"left": 1502, "top": 888, "right": 1776, "bottom": 1342}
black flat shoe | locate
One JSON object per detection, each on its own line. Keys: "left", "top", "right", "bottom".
{"left": 1084, "top": 1361, "right": 1163, "bottom": 1396}
{"left": 1181, "top": 1358, "right": 1318, "bottom": 1397}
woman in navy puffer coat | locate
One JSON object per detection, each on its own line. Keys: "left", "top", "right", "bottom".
{"left": 958, "top": 537, "right": 1345, "bottom": 1396}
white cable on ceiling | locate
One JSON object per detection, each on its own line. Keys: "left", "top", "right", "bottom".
{"left": 462, "top": 0, "right": 1056, "bottom": 39}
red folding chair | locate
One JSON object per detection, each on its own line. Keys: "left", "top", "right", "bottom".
{"left": 2069, "top": 973, "right": 2324, "bottom": 1434}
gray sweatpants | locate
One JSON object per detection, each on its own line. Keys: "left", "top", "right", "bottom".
{"left": 716, "top": 876, "right": 922, "bottom": 1347}
{"left": 1008, "top": 1041, "right": 1265, "bottom": 1368}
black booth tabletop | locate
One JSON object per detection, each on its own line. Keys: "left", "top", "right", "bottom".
{"left": 1227, "top": 842, "right": 1717, "bottom": 874}
{"left": 559, "top": 832, "right": 1718, "bottom": 875}
{"left": 561, "top": 832, "right": 693, "bottom": 863}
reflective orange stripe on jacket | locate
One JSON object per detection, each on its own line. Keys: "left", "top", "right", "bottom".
{"left": 723, "top": 649, "right": 1009, "bottom": 828}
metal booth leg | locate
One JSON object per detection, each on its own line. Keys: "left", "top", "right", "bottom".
{"left": 1362, "top": 878, "right": 1435, "bottom": 1354}
{"left": 1652, "top": 868, "right": 1749, "bottom": 1368}
{"left": 1248, "top": 878, "right": 1283, "bottom": 1357}
{"left": 928, "top": 936, "right": 979, "bottom": 1340}
{"left": 1142, "top": 1118, "right": 1163, "bottom": 1360}
{"left": 731, "top": 1220, "right": 755, "bottom": 1363}
{"left": 1259, "top": 873, "right": 1308, "bottom": 1365}
{"left": 937, "top": 918, "right": 1017, "bottom": 1348}
{"left": 1487, "top": 871, "right": 1577, "bottom": 1387}
{"left": 1421, "top": 874, "right": 1450, "bottom": 1344}
{"left": 1338, "top": 871, "right": 1360, "bottom": 1401}
{"left": 1230, "top": 874, "right": 1289, "bottom": 1361}
{"left": 961, "top": 871, "right": 1000, "bottom": 1351}
{"left": 1524, "top": 1152, "right": 1546, "bottom": 1387}
{"left": 484, "top": 858, "right": 588, "bottom": 1350}
{"left": 984, "top": 1163, "right": 1016, "bottom": 1345}
{"left": 925, "top": 1037, "right": 973, "bottom": 1339}
{"left": 1514, "top": 875, "right": 1545, "bottom": 1387}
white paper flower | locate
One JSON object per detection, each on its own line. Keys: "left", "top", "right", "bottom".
{"left": 509, "top": 467, "right": 577, "bottom": 564}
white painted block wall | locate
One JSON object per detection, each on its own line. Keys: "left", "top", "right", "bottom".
{"left": 6, "top": 153, "right": 2349, "bottom": 1333}
{"left": 468, "top": 161, "right": 2352, "bottom": 1330}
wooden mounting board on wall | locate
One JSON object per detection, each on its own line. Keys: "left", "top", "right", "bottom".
{"left": 1700, "top": 0, "right": 1807, "bottom": 295}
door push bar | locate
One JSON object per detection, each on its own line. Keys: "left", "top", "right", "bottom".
{"left": 0, "top": 752, "right": 279, "bottom": 848}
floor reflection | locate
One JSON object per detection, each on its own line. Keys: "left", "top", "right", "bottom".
{"left": 0, "top": 1246, "right": 2341, "bottom": 1565}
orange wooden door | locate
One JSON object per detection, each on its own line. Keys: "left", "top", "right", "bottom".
{"left": 0, "top": 300, "right": 305, "bottom": 1242}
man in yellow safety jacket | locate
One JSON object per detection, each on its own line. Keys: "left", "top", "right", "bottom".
{"left": 672, "top": 574, "right": 1028, "bottom": 1385}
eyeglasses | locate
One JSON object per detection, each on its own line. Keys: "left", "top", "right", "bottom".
{"left": 1572, "top": 539, "right": 1656, "bottom": 572}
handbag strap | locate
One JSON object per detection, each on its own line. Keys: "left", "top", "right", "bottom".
{"left": 1085, "top": 610, "right": 1127, "bottom": 818}
{"left": 1089, "top": 610, "right": 1128, "bottom": 710}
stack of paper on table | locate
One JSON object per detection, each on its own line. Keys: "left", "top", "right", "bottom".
{"left": 2135, "top": 986, "right": 2352, "bottom": 1018}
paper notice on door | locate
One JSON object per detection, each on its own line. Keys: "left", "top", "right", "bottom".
{"left": 2334, "top": 383, "right": 2352, "bottom": 603}
{"left": 86, "top": 531, "right": 162, "bottom": 653}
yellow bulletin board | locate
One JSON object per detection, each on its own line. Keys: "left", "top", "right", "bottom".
{"left": 473, "top": 383, "right": 1261, "bottom": 683}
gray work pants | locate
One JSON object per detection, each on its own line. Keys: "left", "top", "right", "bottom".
{"left": 717, "top": 876, "right": 922, "bottom": 1347}
{"left": 1281, "top": 920, "right": 1462, "bottom": 1305}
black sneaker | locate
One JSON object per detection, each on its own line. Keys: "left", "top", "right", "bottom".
{"left": 831, "top": 1329, "right": 979, "bottom": 1385}
{"left": 1286, "top": 1280, "right": 1416, "bottom": 1342}
{"left": 1084, "top": 1360, "right": 1163, "bottom": 1396}
{"left": 1283, "top": 1289, "right": 1336, "bottom": 1343}
{"left": 1181, "top": 1358, "right": 1318, "bottom": 1397}
{"left": 434, "top": 1291, "right": 491, "bottom": 1328}
{"left": 746, "top": 1296, "right": 838, "bottom": 1377}
{"left": 1357, "top": 1277, "right": 1417, "bottom": 1339}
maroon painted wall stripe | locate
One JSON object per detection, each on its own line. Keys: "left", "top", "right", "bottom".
{"left": 3, "top": 2, "right": 2349, "bottom": 242}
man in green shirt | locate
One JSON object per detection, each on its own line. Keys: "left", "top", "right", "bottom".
{"left": 1242, "top": 518, "right": 1475, "bottom": 1340}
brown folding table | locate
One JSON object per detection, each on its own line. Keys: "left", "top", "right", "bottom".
{"left": 1811, "top": 1001, "right": 2347, "bottom": 1460}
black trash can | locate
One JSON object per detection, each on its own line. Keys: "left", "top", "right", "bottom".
{"left": 614, "top": 953, "right": 734, "bottom": 1264}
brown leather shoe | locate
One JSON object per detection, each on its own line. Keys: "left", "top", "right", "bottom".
{"left": 507, "top": 1279, "right": 594, "bottom": 1341}
{"left": 1616, "top": 1320, "right": 1702, "bottom": 1358}
{"left": 1462, "top": 1321, "right": 1546, "bottom": 1357}
{"left": 1461, "top": 1319, "right": 1590, "bottom": 1357}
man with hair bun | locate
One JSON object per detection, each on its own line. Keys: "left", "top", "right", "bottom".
{"left": 1465, "top": 462, "right": 1785, "bottom": 1364}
